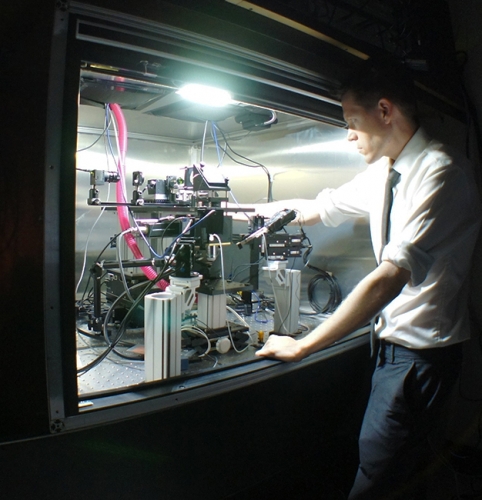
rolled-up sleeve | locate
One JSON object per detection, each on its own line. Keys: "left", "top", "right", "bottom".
{"left": 381, "top": 155, "right": 481, "bottom": 287}
{"left": 381, "top": 241, "right": 434, "bottom": 286}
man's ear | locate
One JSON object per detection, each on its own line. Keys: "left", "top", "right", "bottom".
{"left": 378, "top": 98, "right": 393, "bottom": 123}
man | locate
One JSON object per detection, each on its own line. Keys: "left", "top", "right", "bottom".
{"left": 244, "top": 60, "right": 481, "bottom": 498}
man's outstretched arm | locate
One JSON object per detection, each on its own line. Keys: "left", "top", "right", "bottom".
{"left": 226, "top": 199, "right": 322, "bottom": 226}
{"left": 256, "top": 260, "right": 411, "bottom": 362}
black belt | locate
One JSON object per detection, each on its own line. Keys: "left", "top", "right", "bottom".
{"left": 378, "top": 339, "right": 463, "bottom": 365}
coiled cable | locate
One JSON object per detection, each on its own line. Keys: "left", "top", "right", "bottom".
{"left": 302, "top": 230, "right": 342, "bottom": 314}
{"left": 306, "top": 264, "right": 342, "bottom": 314}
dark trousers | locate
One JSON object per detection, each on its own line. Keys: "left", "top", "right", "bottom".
{"left": 348, "top": 340, "right": 462, "bottom": 500}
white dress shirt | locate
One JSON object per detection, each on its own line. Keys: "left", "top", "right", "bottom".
{"left": 316, "top": 128, "right": 481, "bottom": 348}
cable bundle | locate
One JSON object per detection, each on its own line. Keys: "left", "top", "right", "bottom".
{"left": 306, "top": 264, "right": 342, "bottom": 314}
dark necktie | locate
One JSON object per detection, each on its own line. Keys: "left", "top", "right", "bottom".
{"left": 381, "top": 168, "right": 401, "bottom": 248}
{"left": 372, "top": 167, "right": 401, "bottom": 355}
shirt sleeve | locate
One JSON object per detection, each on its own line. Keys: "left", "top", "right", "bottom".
{"left": 381, "top": 154, "right": 481, "bottom": 287}
{"left": 316, "top": 166, "right": 378, "bottom": 227}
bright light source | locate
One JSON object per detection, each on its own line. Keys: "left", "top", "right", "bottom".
{"left": 176, "top": 84, "right": 233, "bottom": 107}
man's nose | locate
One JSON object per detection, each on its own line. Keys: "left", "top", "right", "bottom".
{"left": 347, "top": 129, "right": 357, "bottom": 141}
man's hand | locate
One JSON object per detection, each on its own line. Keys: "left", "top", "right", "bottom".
{"left": 255, "top": 334, "right": 305, "bottom": 362}
{"left": 255, "top": 261, "right": 410, "bottom": 363}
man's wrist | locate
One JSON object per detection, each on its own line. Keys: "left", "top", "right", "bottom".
{"left": 296, "top": 337, "right": 314, "bottom": 360}
{"left": 297, "top": 323, "right": 333, "bottom": 359}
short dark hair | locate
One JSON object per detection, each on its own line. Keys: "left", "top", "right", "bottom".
{"left": 340, "top": 58, "right": 419, "bottom": 125}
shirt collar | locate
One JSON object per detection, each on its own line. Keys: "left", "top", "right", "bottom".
{"left": 391, "top": 127, "right": 430, "bottom": 176}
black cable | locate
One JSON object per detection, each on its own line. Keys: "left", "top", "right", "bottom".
{"left": 77, "top": 281, "right": 147, "bottom": 374}
{"left": 228, "top": 258, "right": 263, "bottom": 283}
{"left": 306, "top": 267, "right": 342, "bottom": 314}
{"left": 77, "top": 325, "right": 136, "bottom": 351}
{"left": 77, "top": 212, "right": 215, "bottom": 374}
{"left": 106, "top": 260, "right": 174, "bottom": 356}
{"left": 77, "top": 262, "right": 172, "bottom": 375}
{"left": 76, "top": 232, "right": 122, "bottom": 308}
{"left": 301, "top": 229, "right": 342, "bottom": 314}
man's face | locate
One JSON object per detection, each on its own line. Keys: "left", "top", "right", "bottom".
{"left": 342, "top": 92, "right": 391, "bottom": 164}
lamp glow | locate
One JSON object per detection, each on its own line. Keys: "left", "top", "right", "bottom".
{"left": 176, "top": 84, "right": 233, "bottom": 107}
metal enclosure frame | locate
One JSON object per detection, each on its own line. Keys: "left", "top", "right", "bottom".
{"left": 38, "top": 1, "right": 377, "bottom": 434}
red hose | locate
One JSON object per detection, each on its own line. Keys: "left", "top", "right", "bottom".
{"left": 109, "top": 103, "right": 165, "bottom": 289}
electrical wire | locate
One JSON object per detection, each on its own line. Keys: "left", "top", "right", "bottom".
{"left": 226, "top": 305, "right": 250, "bottom": 328}
{"left": 226, "top": 189, "right": 259, "bottom": 228}
{"left": 210, "top": 233, "right": 251, "bottom": 353}
{"left": 302, "top": 231, "right": 342, "bottom": 314}
{"left": 78, "top": 211, "right": 216, "bottom": 368}
{"left": 77, "top": 212, "right": 216, "bottom": 374}
{"left": 75, "top": 108, "right": 116, "bottom": 295}
{"left": 156, "top": 212, "right": 211, "bottom": 274}
{"left": 76, "top": 231, "right": 123, "bottom": 310}
{"left": 102, "top": 105, "right": 120, "bottom": 170}
{"left": 77, "top": 110, "right": 120, "bottom": 304}
{"left": 76, "top": 111, "right": 112, "bottom": 152}
{"left": 126, "top": 211, "right": 192, "bottom": 262}
{"left": 211, "top": 121, "right": 225, "bottom": 167}
{"left": 306, "top": 270, "right": 342, "bottom": 314}
{"left": 127, "top": 208, "right": 183, "bottom": 260}
{"left": 115, "top": 228, "right": 137, "bottom": 303}
{"left": 75, "top": 203, "right": 108, "bottom": 296}
{"left": 252, "top": 291, "right": 269, "bottom": 324}
{"left": 212, "top": 123, "right": 273, "bottom": 202}
{"left": 77, "top": 112, "right": 215, "bottom": 374}
{"left": 228, "top": 258, "right": 263, "bottom": 283}
{"left": 77, "top": 262, "right": 172, "bottom": 376}
{"left": 181, "top": 325, "right": 211, "bottom": 357}
{"left": 201, "top": 120, "right": 209, "bottom": 163}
